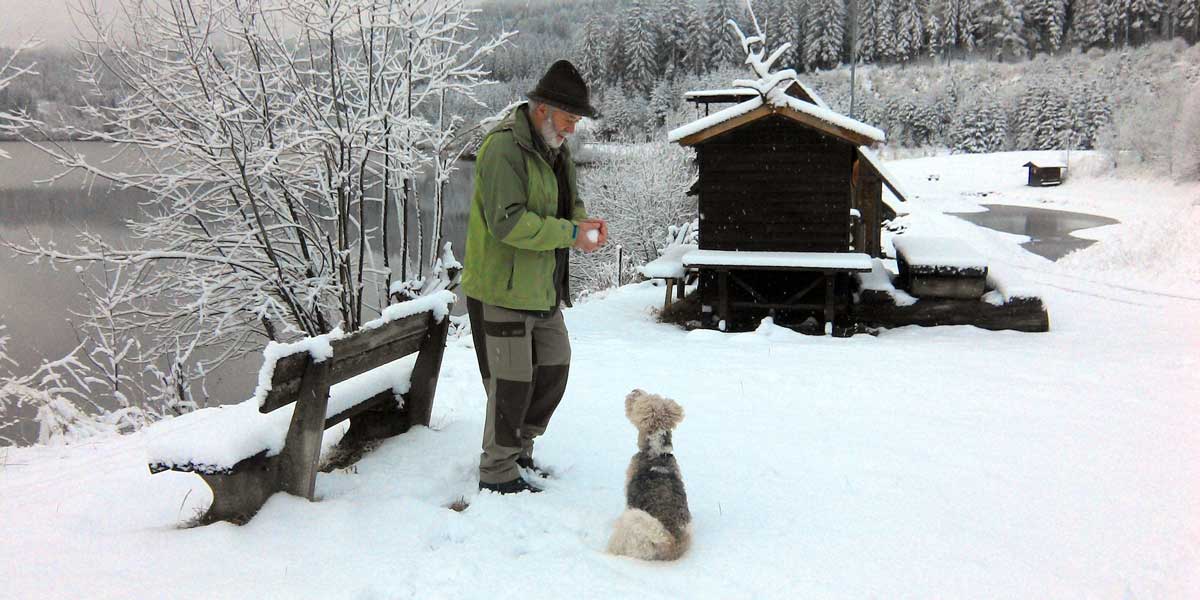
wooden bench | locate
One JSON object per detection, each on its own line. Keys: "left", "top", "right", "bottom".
{"left": 683, "top": 250, "right": 873, "bottom": 335}
{"left": 640, "top": 243, "right": 699, "bottom": 311}
{"left": 146, "top": 292, "right": 456, "bottom": 524}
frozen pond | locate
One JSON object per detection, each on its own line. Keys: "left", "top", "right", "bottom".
{"left": 950, "top": 204, "right": 1119, "bottom": 261}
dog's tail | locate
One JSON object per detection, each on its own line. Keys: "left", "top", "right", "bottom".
{"left": 607, "top": 508, "right": 684, "bottom": 561}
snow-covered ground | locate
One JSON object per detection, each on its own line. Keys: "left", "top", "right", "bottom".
{"left": 2, "top": 151, "right": 1198, "bottom": 599}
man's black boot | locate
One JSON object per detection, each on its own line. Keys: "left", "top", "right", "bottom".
{"left": 516, "top": 456, "right": 552, "bottom": 479}
{"left": 479, "top": 477, "right": 543, "bottom": 494}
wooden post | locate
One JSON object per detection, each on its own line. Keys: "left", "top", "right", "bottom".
{"left": 406, "top": 313, "right": 451, "bottom": 428}
{"left": 277, "top": 359, "right": 331, "bottom": 500}
{"left": 663, "top": 278, "right": 675, "bottom": 310}
{"left": 823, "top": 271, "right": 836, "bottom": 334}
{"left": 718, "top": 270, "right": 730, "bottom": 331}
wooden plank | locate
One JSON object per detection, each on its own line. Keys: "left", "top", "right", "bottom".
{"left": 851, "top": 297, "right": 1050, "bottom": 332}
{"left": 703, "top": 223, "right": 850, "bottom": 234}
{"left": 260, "top": 313, "right": 429, "bottom": 413}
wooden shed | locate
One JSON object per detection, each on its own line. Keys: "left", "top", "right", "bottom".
{"left": 669, "top": 80, "right": 910, "bottom": 333}
{"left": 1023, "top": 161, "right": 1065, "bottom": 187}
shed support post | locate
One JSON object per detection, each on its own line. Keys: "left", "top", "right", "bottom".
{"left": 718, "top": 270, "right": 730, "bottom": 330}
{"left": 823, "top": 271, "right": 836, "bottom": 333}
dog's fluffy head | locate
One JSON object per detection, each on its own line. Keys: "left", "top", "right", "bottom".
{"left": 625, "top": 389, "right": 684, "bottom": 434}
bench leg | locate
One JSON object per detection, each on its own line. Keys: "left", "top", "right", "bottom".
{"left": 664, "top": 278, "right": 674, "bottom": 310}
{"left": 197, "top": 453, "right": 278, "bottom": 525}
{"left": 278, "top": 361, "right": 331, "bottom": 500}
{"left": 406, "top": 313, "right": 450, "bottom": 428}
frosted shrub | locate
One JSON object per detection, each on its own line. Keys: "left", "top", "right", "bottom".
{"left": 1173, "top": 83, "right": 1200, "bottom": 182}
{"left": 572, "top": 142, "right": 698, "bottom": 295}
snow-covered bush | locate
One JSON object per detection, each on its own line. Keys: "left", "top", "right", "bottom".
{"left": 1173, "top": 83, "right": 1200, "bottom": 182}
{"left": 572, "top": 142, "right": 698, "bottom": 295}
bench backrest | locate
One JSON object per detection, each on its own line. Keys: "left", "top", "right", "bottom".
{"left": 259, "top": 310, "right": 438, "bottom": 416}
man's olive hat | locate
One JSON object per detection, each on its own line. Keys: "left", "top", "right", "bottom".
{"left": 527, "top": 59, "right": 598, "bottom": 119}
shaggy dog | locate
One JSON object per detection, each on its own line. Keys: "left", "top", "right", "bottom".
{"left": 607, "top": 389, "right": 691, "bottom": 561}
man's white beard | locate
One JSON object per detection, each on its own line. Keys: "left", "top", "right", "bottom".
{"left": 538, "top": 115, "right": 567, "bottom": 149}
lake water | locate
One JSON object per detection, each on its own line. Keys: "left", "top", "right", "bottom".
{"left": 0, "top": 141, "right": 473, "bottom": 444}
{"left": 950, "top": 204, "right": 1120, "bottom": 261}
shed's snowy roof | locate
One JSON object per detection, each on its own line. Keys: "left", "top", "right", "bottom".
{"left": 668, "top": 97, "right": 764, "bottom": 143}
{"left": 683, "top": 250, "right": 873, "bottom": 271}
{"left": 683, "top": 88, "right": 758, "bottom": 98}
{"left": 669, "top": 80, "right": 885, "bottom": 145}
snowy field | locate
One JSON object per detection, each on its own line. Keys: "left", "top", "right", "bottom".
{"left": 2, "top": 151, "right": 1198, "bottom": 599}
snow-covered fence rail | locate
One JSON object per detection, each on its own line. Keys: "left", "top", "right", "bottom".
{"left": 146, "top": 292, "right": 456, "bottom": 525}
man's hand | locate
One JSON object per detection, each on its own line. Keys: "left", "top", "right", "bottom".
{"left": 573, "top": 220, "right": 604, "bottom": 253}
{"left": 582, "top": 218, "right": 608, "bottom": 245}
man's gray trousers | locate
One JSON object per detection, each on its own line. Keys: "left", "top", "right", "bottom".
{"left": 467, "top": 297, "right": 571, "bottom": 484}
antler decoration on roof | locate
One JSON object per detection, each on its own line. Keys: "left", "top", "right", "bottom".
{"left": 726, "top": 1, "right": 797, "bottom": 99}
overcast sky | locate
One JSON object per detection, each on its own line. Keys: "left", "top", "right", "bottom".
{"left": 0, "top": 0, "right": 110, "bottom": 47}
{"left": 0, "top": 0, "right": 515, "bottom": 48}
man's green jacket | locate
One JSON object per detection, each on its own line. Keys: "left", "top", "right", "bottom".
{"left": 462, "top": 103, "right": 587, "bottom": 311}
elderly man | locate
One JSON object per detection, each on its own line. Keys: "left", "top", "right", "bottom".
{"left": 462, "top": 59, "right": 607, "bottom": 494}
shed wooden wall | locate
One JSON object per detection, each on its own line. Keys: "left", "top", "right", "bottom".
{"left": 694, "top": 115, "right": 856, "bottom": 253}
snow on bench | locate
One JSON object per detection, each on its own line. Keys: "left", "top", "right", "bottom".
{"left": 145, "top": 290, "right": 456, "bottom": 524}
{"left": 640, "top": 244, "right": 698, "bottom": 279}
{"left": 683, "top": 249, "right": 873, "bottom": 271}
{"left": 855, "top": 258, "right": 917, "bottom": 306}
{"left": 146, "top": 353, "right": 420, "bottom": 475}
{"left": 983, "top": 267, "right": 1043, "bottom": 306}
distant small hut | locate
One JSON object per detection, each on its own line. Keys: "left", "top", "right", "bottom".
{"left": 669, "top": 62, "right": 910, "bottom": 333}
{"left": 1023, "top": 161, "right": 1065, "bottom": 187}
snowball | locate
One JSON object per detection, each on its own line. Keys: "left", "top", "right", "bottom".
{"left": 587, "top": 229, "right": 599, "bottom": 243}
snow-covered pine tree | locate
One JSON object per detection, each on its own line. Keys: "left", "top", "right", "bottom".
{"left": 1127, "top": 0, "right": 1165, "bottom": 44}
{"left": 606, "top": 18, "right": 630, "bottom": 87}
{"left": 1069, "top": 79, "right": 1111, "bottom": 149}
{"left": 857, "top": 0, "right": 882, "bottom": 63}
{"left": 626, "top": 0, "right": 662, "bottom": 96}
{"left": 940, "top": 0, "right": 979, "bottom": 57}
{"left": 578, "top": 15, "right": 609, "bottom": 83}
{"left": 778, "top": 0, "right": 805, "bottom": 70}
{"left": 983, "top": 0, "right": 1028, "bottom": 61}
{"left": 895, "top": 0, "right": 925, "bottom": 60}
{"left": 876, "top": 0, "right": 900, "bottom": 62}
{"left": 1109, "top": 0, "right": 1132, "bottom": 46}
{"left": 806, "top": 0, "right": 847, "bottom": 69}
{"left": 660, "top": 0, "right": 695, "bottom": 77}
{"left": 1026, "top": 0, "right": 1068, "bottom": 52}
{"left": 951, "top": 93, "right": 1008, "bottom": 153}
{"left": 1072, "top": 0, "right": 1110, "bottom": 50}
{"left": 926, "top": 0, "right": 946, "bottom": 58}
{"left": 705, "top": 0, "right": 745, "bottom": 70}
{"left": 649, "top": 78, "right": 678, "bottom": 128}
{"left": 686, "top": 1, "right": 712, "bottom": 74}
{"left": 1179, "top": 0, "right": 1200, "bottom": 43}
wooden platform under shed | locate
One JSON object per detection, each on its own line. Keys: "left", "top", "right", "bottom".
{"left": 684, "top": 250, "right": 872, "bottom": 333}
